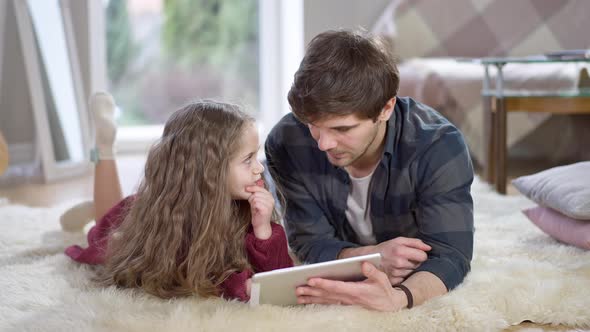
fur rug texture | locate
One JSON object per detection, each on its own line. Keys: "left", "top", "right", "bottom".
{"left": 0, "top": 178, "right": 589, "bottom": 332}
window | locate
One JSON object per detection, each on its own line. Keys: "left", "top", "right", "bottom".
{"left": 103, "top": 0, "right": 302, "bottom": 152}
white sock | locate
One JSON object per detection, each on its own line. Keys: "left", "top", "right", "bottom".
{"left": 90, "top": 92, "right": 117, "bottom": 160}
{"left": 60, "top": 200, "right": 95, "bottom": 232}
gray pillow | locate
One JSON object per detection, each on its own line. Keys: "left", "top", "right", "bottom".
{"left": 512, "top": 161, "right": 590, "bottom": 220}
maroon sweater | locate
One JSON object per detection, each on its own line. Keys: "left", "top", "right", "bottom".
{"left": 65, "top": 196, "right": 293, "bottom": 302}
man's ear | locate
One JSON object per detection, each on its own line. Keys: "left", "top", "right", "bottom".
{"left": 378, "top": 97, "right": 396, "bottom": 122}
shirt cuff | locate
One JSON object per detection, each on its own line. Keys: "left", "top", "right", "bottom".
{"left": 220, "top": 269, "right": 253, "bottom": 302}
{"left": 413, "top": 256, "right": 467, "bottom": 290}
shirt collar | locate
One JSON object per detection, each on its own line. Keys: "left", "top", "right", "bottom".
{"left": 381, "top": 101, "right": 398, "bottom": 163}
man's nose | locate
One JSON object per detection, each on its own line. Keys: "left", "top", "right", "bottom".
{"left": 317, "top": 132, "right": 337, "bottom": 151}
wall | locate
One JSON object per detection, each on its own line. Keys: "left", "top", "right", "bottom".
{"left": 0, "top": 0, "right": 35, "bottom": 146}
{"left": 303, "top": 0, "right": 390, "bottom": 45}
{"left": 69, "top": 0, "right": 106, "bottom": 100}
{"left": 70, "top": 0, "right": 90, "bottom": 97}
{"left": 0, "top": 0, "right": 100, "bottom": 165}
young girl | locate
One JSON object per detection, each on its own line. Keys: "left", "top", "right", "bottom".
{"left": 62, "top": 93, "right": 293, "bottom": 301}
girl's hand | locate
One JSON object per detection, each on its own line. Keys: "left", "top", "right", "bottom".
{"left": 246, "top": 278, "right": 252, "bottom": 297}
{"left": 246, "top": 181, "right": 274, "bottom": 240}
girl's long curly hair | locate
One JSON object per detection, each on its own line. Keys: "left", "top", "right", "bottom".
{"left": 99, "top": 101, "right": 257, "bottom": 299}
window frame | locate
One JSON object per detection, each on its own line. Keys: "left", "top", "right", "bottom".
{"left": 86, "top": 0, "right": 303, "bottom": 153}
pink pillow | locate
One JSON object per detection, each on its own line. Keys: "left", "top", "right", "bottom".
{"left": 523, "top": 206, "right": 590, "bottom": 250}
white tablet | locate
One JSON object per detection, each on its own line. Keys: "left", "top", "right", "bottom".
{"left": 249, "top": 253, "right": 382, "bottom": 306}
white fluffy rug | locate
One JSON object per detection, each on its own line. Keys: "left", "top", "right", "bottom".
{"left": 1, "top": 178, "right": 589, "bottom": 332}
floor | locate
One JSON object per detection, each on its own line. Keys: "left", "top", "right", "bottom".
{"left": 0, "top": 154, "right": 586, "bottom": 332}
{"left": 0, "top": 154, "right": 147, "bottom": 207}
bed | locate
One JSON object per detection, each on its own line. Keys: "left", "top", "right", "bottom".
{"left": 371, "top": 0, "right": 590, "bottom": 167}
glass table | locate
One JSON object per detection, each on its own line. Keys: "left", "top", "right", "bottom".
{"left": 461, "top": 54, "right": 590, "bottom": 194}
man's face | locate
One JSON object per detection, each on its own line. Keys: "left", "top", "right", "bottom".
{"left": 307, "top": 113, "right": 383, "bottom": 169}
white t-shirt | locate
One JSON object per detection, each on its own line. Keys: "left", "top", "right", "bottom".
{"left": 345, "top": 171, "right": 377, "bottom": 245}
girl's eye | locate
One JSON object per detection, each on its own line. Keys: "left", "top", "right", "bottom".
{"left": 336, "top": 127, "right": 350, "bottom": 133}
{"left": 244, "top": 156, "right": 252, "bottom": 164}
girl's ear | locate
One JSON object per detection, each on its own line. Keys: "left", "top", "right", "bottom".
{"left": 378, "top": 97, "right": 395, "bottom": 122}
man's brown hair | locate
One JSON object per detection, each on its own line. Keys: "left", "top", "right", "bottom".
{"left": 288, "top": 29, "right": 399, "bottom": 123}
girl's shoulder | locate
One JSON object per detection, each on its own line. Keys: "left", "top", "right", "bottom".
{"left": 111, "top": 195, "right": 136, "bottom": 213}
{"left": 99, "top": 195, "right": 137, "bottom": 226}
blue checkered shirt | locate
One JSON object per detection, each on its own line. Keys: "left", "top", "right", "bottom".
{"left": 265, "top": 97, "right": 474, "bottom": 290}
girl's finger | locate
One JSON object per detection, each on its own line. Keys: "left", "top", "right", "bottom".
{"left": 245, "top": 185, "right": 270, "bottom": 193}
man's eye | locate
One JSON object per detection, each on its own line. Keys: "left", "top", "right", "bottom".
{"left": 336, "top": 127, "right": 350, "bottom": 132}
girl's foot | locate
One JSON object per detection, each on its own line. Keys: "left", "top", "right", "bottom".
{"left": 90, "top": 92, "right": 117, "bottom": 161}
{"left": 60, "top": 200, "right": 95, "bottom": 232}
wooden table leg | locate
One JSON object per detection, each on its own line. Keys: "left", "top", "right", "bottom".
{"left": 483, "top": 95, "right": 496, "bottom": 184}
{"left": 0, "top": 130, "right": 8, "bottom": 176}
{"left": 495, "top": 97, "right": 507, "bottom": 194}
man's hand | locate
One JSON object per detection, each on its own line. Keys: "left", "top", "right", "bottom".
{"left": 295, "top": 262, "right": 407, "bottom": 312}
{"left": 339, "top": 237, "right": 431, "bottom": 284}
{"left": 376, "top": 237, "right": 431, "bottom": 284}
{"left": 246, "top": 183, "right": 274, "bottom": 240}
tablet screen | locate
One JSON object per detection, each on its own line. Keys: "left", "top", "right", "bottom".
{"left": 250, "top": 253, "right": 382, "bottom": 306}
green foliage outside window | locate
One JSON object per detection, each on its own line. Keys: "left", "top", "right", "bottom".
{"left": 105, "top": 0, "right": 259, "bottom": 126}
{"left": 106, "top": 0, "right": 136, "bottom": 85}
{"left": 162, "top": 0, "right": 258, "bottom": 68}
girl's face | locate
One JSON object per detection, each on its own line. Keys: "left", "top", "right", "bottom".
{"left": 227, "top": 123, "right": 265, "bottom": 200}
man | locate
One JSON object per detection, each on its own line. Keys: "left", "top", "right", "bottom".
{"left": 265, "top": 30, "right": 474, "bottom": 312}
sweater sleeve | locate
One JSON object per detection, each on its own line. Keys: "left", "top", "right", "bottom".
{"left": 219, "top": 223, "right": 293, "bottom": 302}
{"left": 245, "top": 222, "right": 294, "bottom": 272}
{"left": 219, "top": 270, "right": 253, "bottom": 302}
{"left": 64, "top": 196, "right": 135, "bottom": 265}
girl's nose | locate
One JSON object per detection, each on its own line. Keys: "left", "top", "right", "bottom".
{"left": 254, "top": 160, "right": 265, "bottom": 174}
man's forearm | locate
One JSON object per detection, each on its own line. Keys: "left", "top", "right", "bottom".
{"left": 337, "top": 245, "right": 376, "bottom": 259}
{"left": 340, "top": 247, "right": 448, "bottom": 307}
{"left": 399, "top": 271, "right": 447, "bottom": 307}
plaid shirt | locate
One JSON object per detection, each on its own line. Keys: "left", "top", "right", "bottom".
{"left": 265, "top": 97, "right": 474, "bottom": 290}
